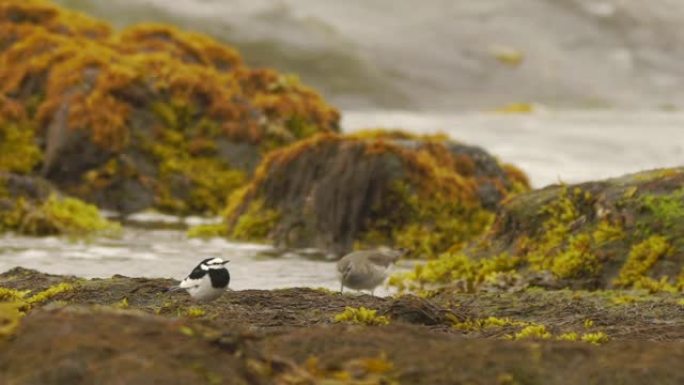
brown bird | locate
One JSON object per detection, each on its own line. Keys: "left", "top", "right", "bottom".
{"left": 336, "top": 248, "right": 408, "bottom": 295}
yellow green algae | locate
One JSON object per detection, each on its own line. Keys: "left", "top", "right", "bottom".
{"left": 229, "top": 199, "right": 281, "bottom": 242}
{"left": 261, "top": 354, "right": 398, "bottom": 385}
{"left": 0, "top": 96, "right": 42, "bottom": 174}
{"left": 0, "top": 281, "right": 76, "bottom": 337}
{"left": 0, "top": 0, "right": 339, "bottom": 216}
{"left": 508, "top": 325, "right": 552, "bottom": 340}
{"left": 220, "top": 132, "right": 529, "bottom": 256}
{"left": 334, "top": 307, "right": 390, "bottom": 326}
{"left": 613, "top": 235, "right": 672, "bottom": 288}
{"left": 451, "top": 313, "right": 611, "bottom": 345}
{"left": 435, "top": 287, "right": 680, "bottom": 344}
{"left": 391, "top": 168, "right": 684, "bottom": 293}
{"left": 24, "top": 282, "right": 74, "bottom": 306}
{"left": 580, "top": 332, "right": 610, "bottom": 345}
{"left": 0, "top": 183, "right": 119, "bottom": 237}
{"left": 0, "top": 170, "right": 119, "bottom": 237}
{"left": 0, "top": 301, "right": 23, "bottom": 337}
{"left": 186, "top": 223, "right": 227, "bottom": 239}
{"left": 184, "top": 307, "right": 206, "bottom": 318}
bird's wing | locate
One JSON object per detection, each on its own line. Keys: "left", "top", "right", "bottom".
{"left": 179, "top": 277, "right": 199, "bottom": 289}
{"left": 179, "top": 266, "right": 206, "bottom": 288}
{"left": 187, "top": 265, "right": 207, "bottom": 280}
{"left": 367, "top": 252, "right": 397, "bottom": 267}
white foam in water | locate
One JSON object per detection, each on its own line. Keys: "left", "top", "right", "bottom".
{"left": 183, "top": 216, "right": 223, "bottom": 227}
{"left": 125, "top": 211, "right": 182, "bottom": 224}
{"left": 88, "top": 246, "right": 128, "bottom": 258}
{"left": 15, "top": 250, "right": 50, "bottom": 259}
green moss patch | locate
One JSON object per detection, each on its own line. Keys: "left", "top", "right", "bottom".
{"left": 393, "top": 168, "right": 684, "bottom": 293}
{"left": 0, "top": 174, "right": 119, "bottom": 237}
{"left": 334, "top": 306, "right": 390, "bottom": 326}
{"left": 0, "top": 280, "right": 76, "bottom": 337}
{"left": 0, "top": 97, "right": 41, "bottom": 174}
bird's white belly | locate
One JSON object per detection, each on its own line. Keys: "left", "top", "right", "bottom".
{"left": 341, "top": 265, "right": 389, "bottom": 290}
{"left": 185, "top": 277, "right": 225, "bottom": 301}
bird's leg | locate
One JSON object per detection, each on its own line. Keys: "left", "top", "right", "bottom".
{"left": 371, "top": 288, "right": 375, "bottom": 296}
{"left": 340, "top": 282, "right": 344, "bottom": 294}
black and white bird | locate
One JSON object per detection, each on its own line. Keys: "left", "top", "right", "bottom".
{"left": 171, "top": 257, "right": 231, "bottom": 301}
{"left": 337, "top": 248, "right": 407, "bottom": 295}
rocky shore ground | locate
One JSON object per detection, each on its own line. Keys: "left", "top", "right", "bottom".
{"left": 1, "top": 267, "right": 683, "bottom": 384}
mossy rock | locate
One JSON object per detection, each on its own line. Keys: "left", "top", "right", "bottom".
{"left": 395, "top": 167, "right": 684, "bottom": 292}
{"left": 0, "top": 172, "right": 118, "bottom": 236}
{"left": 0, "top": 0, "right": 340, "bottom": 216}
{"left": 220, "top": 131, "right": 529, "bottom": 257}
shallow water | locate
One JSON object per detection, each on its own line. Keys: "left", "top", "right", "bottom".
{"left": 0, "top": 221, "right": 408, "bottom": 296}
{"left": 0, "top": 227, "right": 346, "bottom": 290}
{"left": 1, "top": 111, "right": 683, "bottom": 295}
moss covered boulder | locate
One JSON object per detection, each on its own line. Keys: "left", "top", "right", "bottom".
{"left": 0, "top": 172, "right": 118, "bottom": 236}
{"left": 394, "top": 167, "right": 684, "bottom": 293}
{"left": 216, "top": 131, "right": 529, "bottom": 257}
{"left": 0, "top": 0, "right": 339, "bottom": 215}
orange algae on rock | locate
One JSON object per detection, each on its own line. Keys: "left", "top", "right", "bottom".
{"left": 0, "top": 0, "right": 339, "bottom": 215}
{"left": 0, "top": 96, "right": 42, "bottom": 174}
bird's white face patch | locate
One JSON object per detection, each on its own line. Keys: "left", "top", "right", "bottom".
{"left": 203, "top": 258, "right": 227, "bottom": 269}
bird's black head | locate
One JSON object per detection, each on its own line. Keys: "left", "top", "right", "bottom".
{"left": 187, "top": 258, "right": 229, "bottom": 279}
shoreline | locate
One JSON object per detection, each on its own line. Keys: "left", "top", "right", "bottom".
{"left": 1, "top": 267, "right": 683, "bottom": 384}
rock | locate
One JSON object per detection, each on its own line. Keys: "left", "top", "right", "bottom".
{"left": 0, "top": 307, "right": 251, "bottom": 385}
{"left": 221, "top": 131, "right": 529, "bottom": 257}
{"left": 395, "top": 167, "right": 684, "bottom": 292}
{"left": 0, "top": 172, "right": 53, "bottom": 202}
{"left": 382, "top": 295, "right": 460, "bottom": 325}
{"left": 0, "top": 173, "right": 118, "bottom": 236}
{"left": 0, "top": 95, "right": 42, "bottom": 175}
{"left": 0, "top": 0, "right": 340, "bottom": 216}
{"left": 481, "top": 167, "right": 684, "bottom": 290}
{"left": 2, "top": 269, "right": 684, "bottom": 385}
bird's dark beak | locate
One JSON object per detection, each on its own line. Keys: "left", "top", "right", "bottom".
{"left": 222, "top": 260, "right": 230, "bottom": 265}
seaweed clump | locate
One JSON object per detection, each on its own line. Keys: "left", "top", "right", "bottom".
{"left": 0, "top": 0, "right": 340, "bottom": 216}
{"left": 0, "top": 96, "right": 41, "bottom": 174}
{"left": 392, "top": 167, "right": 684, "bottom": 293}
{"left": 0, "top": 173, "right": 118, "bottom": 236}
{"left": 218, "top": 132, "right": 529, "bottom": 257}
{"left": 334, "top": 307, "right": 390, "bottom": 326}
{"left": 0, "top": 281, "right": 75, "bottom": 338}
